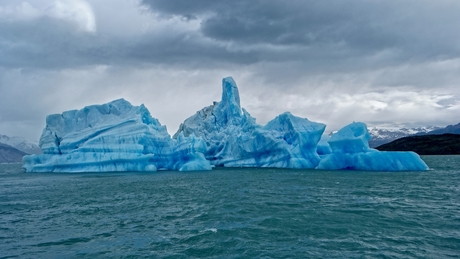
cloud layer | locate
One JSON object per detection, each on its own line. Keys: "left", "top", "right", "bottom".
{"left": 1, "top": 0, "right": 460, "bottom": 140}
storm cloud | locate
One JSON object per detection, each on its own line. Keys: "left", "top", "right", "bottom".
{"left": 1, "top": 0, "right": 460, "bottom": 141}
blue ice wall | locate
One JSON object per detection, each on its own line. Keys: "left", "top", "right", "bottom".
{"left": 23, "top": 99, "right": 211, "bottom": 172}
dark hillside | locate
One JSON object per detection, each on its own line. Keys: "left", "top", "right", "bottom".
{"left": 0, "top": 143, "right": 28, "bottom": 163}
{"left": 376, "top": 134, "right": 460, "bottom": 155}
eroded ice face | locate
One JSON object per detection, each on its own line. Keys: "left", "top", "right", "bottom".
{"left": 23, "top": 98, "right": 211, "bottom": 172}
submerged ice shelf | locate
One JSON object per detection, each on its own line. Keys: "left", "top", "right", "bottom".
{"left": 23, "top": 77, "right": 428, "bottom": 172}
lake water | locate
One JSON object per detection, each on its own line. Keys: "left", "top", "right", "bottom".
{"left": 1, "top": 156, "right": 459, "bottom": 258}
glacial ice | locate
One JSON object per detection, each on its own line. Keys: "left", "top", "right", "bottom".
{"left": 316, "top": 134, "right": 332, "bottom": 157}
{"left": 173, "top": 77, "right": 326, "bottom": 168}
{"left": 22, "top": 99, "right": 211, "bottom": 172}
{"left": 316, "top": 122, "right": 429, "bottom": 171}
{"left": 23, "top": 76, "right": 428, "bottom": 172}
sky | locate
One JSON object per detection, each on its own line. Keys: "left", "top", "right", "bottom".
{"left": 1, "top": 0, "right": 460, "bottom": 142}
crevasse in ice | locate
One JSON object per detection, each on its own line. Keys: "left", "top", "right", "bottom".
{"left": 316, "top": 122, "right": 429, "bottom": 171}
{"left": 173, "top": 77, "right": 327, "bottom": 168}
{"left": 22, "top": 99, "right": 211, "bottom": 172}
{"left": 316, "top": 134, "right": 332, "bottom": 157}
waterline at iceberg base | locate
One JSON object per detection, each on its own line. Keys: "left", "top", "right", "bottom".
{"left": 23, "top": 77, "right": 428, "bottom": 172}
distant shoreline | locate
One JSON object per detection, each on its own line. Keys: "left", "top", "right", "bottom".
{"left": 376, "top": 134, "right": 460, "bottom": 155}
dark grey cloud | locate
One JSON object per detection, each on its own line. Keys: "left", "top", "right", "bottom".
{"left": 0, "top": 17, "right": 109, "bottom": 69}
{"left": 1, "top": 0, "right": 458, "bottom": 74}
{"left": 0, "top": 10, "right": 256, "bottom": 70}
{"left": 0, "top": 0, "right": 457, "bottom": 87}
{"left": 1, "top": 0, "right": 460, "bottom": 141}
{"left": 141, "top": 0, "right": 460, "bottom": 74}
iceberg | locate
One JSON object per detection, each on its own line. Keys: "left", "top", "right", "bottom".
{"left": 173, "top": 77, "right": 326, "bottom": 168}
{"left": 316, "top": 122, "right": 429, "bottom": 171}
{"left": 22, "top": 76, "right": 428, "bottom": 173}
{"left": 22, "top": 99, "right": 211, "bottom": 172}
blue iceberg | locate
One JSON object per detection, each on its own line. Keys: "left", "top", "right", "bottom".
{"left": 316, "top": 122, "right": 429, "bottom": 171}
{"left": 173, "top": 77, "right": 326, "bottom": 168}
{"left": 23, "top": 77, "right": 428, "bottom": 172}
{"left": 22, "top": 99, "right": 211, "bottom": 172}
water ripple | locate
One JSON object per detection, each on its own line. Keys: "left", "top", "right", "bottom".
{"left": 1, "top": 157, "right": 460, "bottom": 258}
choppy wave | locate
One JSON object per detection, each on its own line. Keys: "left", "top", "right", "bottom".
{"left": 1, "top": 156, "right": 460, "bottom": 258}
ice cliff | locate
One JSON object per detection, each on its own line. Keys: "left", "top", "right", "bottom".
{"left": 316, "top": 122, "right": 429, "bottom": 171}
{"left": 23, "top": 77, "right": 428, "bottom": 172}
{"left": 22, "top": 99, "right": 211, "bottom": 172}
{"left": 173, "top": 77, "right": 326, "bottom": 168}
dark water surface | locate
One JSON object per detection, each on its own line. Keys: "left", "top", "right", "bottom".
{"left": 1, "top": 156, "right": 459, "bottom": 258}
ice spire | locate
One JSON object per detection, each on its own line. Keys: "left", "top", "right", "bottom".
{"left": 221, "top": 77, "right": 241, "bottom": 110}
{"left": 215, "top": 77, "right": 243, "bottom": 126}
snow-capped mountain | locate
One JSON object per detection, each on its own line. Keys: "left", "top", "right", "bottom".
{"left": 368, "top": 126, "right": 441, "bottom": 148}
{"left": 0, "top": 134, "right": 42, "bottom": 154}
{"left": 423, "top": 122, "right": 460, "bottom": 135}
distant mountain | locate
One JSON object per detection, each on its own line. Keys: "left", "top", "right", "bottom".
{"left": 368, "top": 126, "right": 441, "bottom": 148}
{"left": 422, "top": 122, "right": 460, "bottom": 135}
{"left": 0, "top": 134, "right": 42, "bottom": 154}
{"left": 376, "top": 134, "right": 460, "bottom": 155}
{"left": 0, "top": 143, "right": 28, "bottom": 163}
